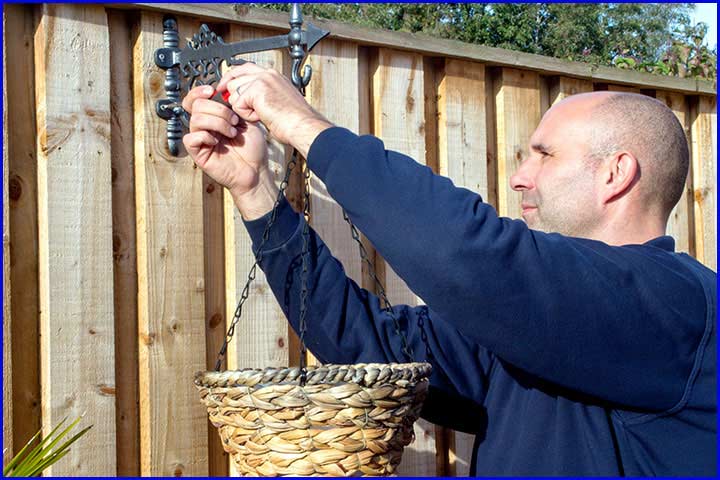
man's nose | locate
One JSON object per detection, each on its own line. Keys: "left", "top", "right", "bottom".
{"left": 510, "top": 158, "right": 536, "bottom": 192}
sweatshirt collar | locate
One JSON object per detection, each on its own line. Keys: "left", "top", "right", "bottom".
{"left": 644, "top": 235, "right": 675, "bottom": 252}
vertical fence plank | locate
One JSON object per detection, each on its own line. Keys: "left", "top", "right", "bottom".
{"left": 224, "top": 25, "right": 290, "bottom": 371}
{"left": 424, "top": 56, "right": 451, "bottom": 477}
{"left": 222, "top": 24, "right": 291, "bottom": 475}
{"left": 549, "top": 77, "right": 593, "bottom": 106}
{"left": 108, "top": 8, "right": 140, "bottom": 476}
{"left": 448, "top": 431, "right": 475, "bottom": 476}
{"left": 372, "top": 47, "right": 438, "bottom": 477}
{"left": 690, "top": 96, "right": 717, "bottom": 270}
{"left": 357, "top": 46, "right": 381, "bottom": 300}
{"left": 436, "top": 58, "right": 487, "bottom": 476}
{"left": 656, "top": 91, "right": 694, "bottom": 255}
{"left": 200, "top": 21, "right": 231, "bottom": 479}
{"left": 306, "top": 39, "right": 363, "bottom": 291}
{"left": 495, "top": 68, "right": 542, "bottom": 218}
{"left": 438, "top": 59, "right": 488, "bottom": 198}
{"left": 5, "top": 3, "right": 41, "bottom": 456}
{"left": 2, "top": 8, "right": 13, "bottom": 467}
{"left": 304, "top": 39, "right": 363, "bottom": 367}
{"left": 34, "top": 4, "right": 116, "bottom": 475}
{"left": 134, "top": 12, "right": 208, "bottom": 476}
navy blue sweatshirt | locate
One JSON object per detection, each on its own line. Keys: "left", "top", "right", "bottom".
{"left": 243, "top": 127, "right": 717, "bottom": 476}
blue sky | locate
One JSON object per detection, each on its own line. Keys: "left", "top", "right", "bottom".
{"left": 691, "top": 2, "right": 717, "bottom": 48}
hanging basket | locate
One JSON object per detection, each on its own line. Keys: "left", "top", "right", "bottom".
{"left": 195, "top": 362, "right": 432, "bottom": 476}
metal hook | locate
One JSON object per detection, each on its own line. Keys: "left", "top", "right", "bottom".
{"left": 288, "top": 3, "right": 311, "bottom": 94}
{"left": 291, "top": 62, "right": 313, "bottom": 92}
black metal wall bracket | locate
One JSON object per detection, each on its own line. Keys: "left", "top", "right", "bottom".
{"left": 154, "top": 4, "right": 330, "bottom": 155}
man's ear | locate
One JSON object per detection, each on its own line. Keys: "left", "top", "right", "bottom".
{"left": 600, "top": 151, "right": 639, "bottom": 204}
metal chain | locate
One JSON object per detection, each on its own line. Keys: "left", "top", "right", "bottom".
{"left": 214, "top": 151, "right": 300, "bottom": 371}
{"left": 297, "top": 164, "right": 312, "bottom": 384}
{"left": 341, "top": 210, "right": 415, "bottom": 362}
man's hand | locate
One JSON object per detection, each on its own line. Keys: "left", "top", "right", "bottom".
{"left": 182, "top": 85, "right": 278, "bottom": 220}
{"left": 216, "top": 62, "right": 334, "bottom": 157}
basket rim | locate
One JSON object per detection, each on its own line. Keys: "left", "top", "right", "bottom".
{"left": 194, "top": 361, "right": 432, "bottom": 388}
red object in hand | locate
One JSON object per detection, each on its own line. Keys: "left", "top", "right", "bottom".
{"left": 211, "top": 89, "right": 232, "bottom": 105}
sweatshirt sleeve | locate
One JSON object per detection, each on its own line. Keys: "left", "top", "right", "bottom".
{"left": 242, "top": 195, "right": 494, "bottom": 412}
{"left": 304, "top": 126, "right": 709, "bottom": 412}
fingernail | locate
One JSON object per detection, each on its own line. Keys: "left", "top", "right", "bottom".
{"left": 230, "top": 127, "right": 238, "bottom": 137}
{"left": 204, "top": 86, "right": 213, "bottom": 95}
{"left": 231, "top": 115, "right": 240, "bottom": 125}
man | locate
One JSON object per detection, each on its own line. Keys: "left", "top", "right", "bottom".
{"left": 182, "top": 63, "right": 716, "bottom": 476}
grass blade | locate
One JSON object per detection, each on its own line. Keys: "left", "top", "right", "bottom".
{"left": 26, "top": 449, "right": 70, "bottom": 477}
{"left": 5, "top": 416, "right": 90, "bottom": 477}
{"left": 2, "top": 429, "right": 43, "bottom": 475}
{"left": 14, "top": 416, "right": 70, "bottom": 470}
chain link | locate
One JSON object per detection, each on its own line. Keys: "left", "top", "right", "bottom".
{"left": 215, "top": 71, "right": 418, "bottom": 372}
{"left": 214, "top": 151, "right": 300, "bottom": 371}
{"left": 341, "top": 211, "right": 415, "bottom": 362}
{"left": 297, "top": 162, "right": 312, "bottom": 384}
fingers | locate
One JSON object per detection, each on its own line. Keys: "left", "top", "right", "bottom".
{"left": 216, "top": 61, "right": 267, "bottom": 92}
{"left": 225, "top": 79, "right": 261, "bottom": 122}
{"left": 192, "top": 97, "right": 241, "bottom": 127}
{"left": 183, "top": 131, "right": 218, "bottom": 166}
{"left": 190, "top": 111, "right": 239, "bottom": 139}
{"left": 182, "top": 85, "right": 215, "bottom": 113}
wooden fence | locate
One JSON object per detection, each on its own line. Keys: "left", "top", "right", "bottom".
{"left": 3, "top": 3, "right": 716, "bottom": 476}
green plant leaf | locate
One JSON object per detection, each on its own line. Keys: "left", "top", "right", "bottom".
{"left": 4, "top": 416, "right": 91, "bottom": 477}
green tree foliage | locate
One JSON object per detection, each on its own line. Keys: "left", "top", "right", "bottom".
{"left": 252, "top": 3, "right": 716, "bottom": 80}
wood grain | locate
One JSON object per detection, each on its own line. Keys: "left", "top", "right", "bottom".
{"left": 223, "top": 25, "right": 290, "bottom": 374}
{"left": 122, "top": 3, "right": 715, "bottom": 95}
{"left": 303, "top": 38, "right": 364, "bottom": 367}
{"left": 34, "top": 4, "right": 116, "bottom": 475}
{"left": 690, "top": 96, "right": 717, "bottom": 269}
{"left": 5, "top": 3, "right": 41, "bottom": 456}
{"left": 494, "top": 68, "right": 542, "bottom": 218}
{"left": 3, "top": 7, "right": 13, "bottom": 467}
{"left": 438, "top": 59, "right": 488, "bottom": 198}
{"left": 436, "top": 58, "right": 487, "bottom": 476}
{"left": 372, "top": 47, "right": 438, "bottom": 477}
{"left": 108, "top": 9, "right": 140, "bottom": 476}
{"left": 134, "top": 12, "right": 208, "bottom": 476}
{"left": 549, "top": 76, "right": 593, "bottom": 106}
{"left": 656, "top": 91, "right": 694, "bottom": 255}
{"left": 607, "top": 83, "right": 641, "bottom": 93}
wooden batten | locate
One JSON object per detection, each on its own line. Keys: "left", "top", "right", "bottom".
{"left": 3, "top": 7, "right": 13, "bottom": 467}
{"left": 133, "top": 12, "right": 209, "bottom": 476}
{"left": 34, "top": 4, "right": 116, "bottom": 475}
{"left": 690, "top": 96, "right": 717, "bottom": 270}
{"left": 5, "top": 3, "right": 42, "bottom": 457}
{"left": 656, "top": 91, "right": 694, "bottom": 255}
{"left": 107, "top": 8, "right": 141, "bottom": 476}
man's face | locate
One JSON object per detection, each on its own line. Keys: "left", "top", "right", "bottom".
{"left": 510, "top": 99, "right": 603, "bottom": 237}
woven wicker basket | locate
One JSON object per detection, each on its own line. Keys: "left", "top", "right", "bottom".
{"left": 195, "top": 362, "right": 432, "bottom": 476}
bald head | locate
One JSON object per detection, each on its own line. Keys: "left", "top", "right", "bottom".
{"left": 579, "top": 92, "right": 689, "bottom": 216}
